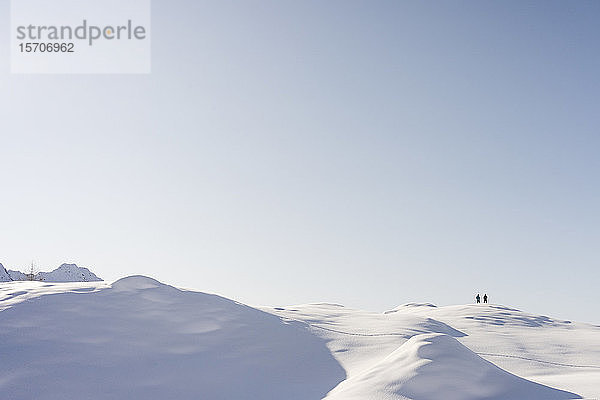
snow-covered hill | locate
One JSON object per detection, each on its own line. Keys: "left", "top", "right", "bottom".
{"left": 1, "top": 276, "right": 598, "bottom": 400}
{"left": 0, "top": 276, "right": 342, "bottom": 400}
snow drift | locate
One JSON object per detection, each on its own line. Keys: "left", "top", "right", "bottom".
{"left": 325, "top": 333, "right": 580, "bottom": 400}
{"left": 0, "top": 276, "right": 343, "bottom": 400}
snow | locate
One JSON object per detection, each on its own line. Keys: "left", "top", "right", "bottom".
{"left": 1, "top": 276, "right": 598, "bottom": 400}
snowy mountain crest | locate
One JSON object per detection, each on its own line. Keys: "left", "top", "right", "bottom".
{"left": 0, "top": 263, "right": 102, "bottom": 282}
{"left": 38, "top": 263, "right": 102, "bottom": 282}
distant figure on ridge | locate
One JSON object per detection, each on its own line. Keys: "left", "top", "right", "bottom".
{"left": 476, "top": 294, "right": 481, "bottom": 304}
{"left": 483, "top": 294, "right": 488, "bottom": 304}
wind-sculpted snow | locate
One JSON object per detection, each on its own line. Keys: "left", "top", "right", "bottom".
{"left": 0, "top": 276, "right": 344, "bottom": 400}
{"left": 325, "top": 333, "right": 580, "bottom": 400}
{"left": 384, "top": 302, "right": 438, "bottom": 312}
{"left": 267, "top": 302, "right": 599, "bottom": 399}
{"left": 388, "top": 302, "right": 600, "bottom": 399}
{"left": 265, "top": 303, "right": 467, "bottom": 378}
{"left": 111, "top": 274, "right": 163, "bottom": 291}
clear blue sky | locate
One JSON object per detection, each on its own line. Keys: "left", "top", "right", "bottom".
{"left": 1, "top": 1, "right": 599, "bottom": 322}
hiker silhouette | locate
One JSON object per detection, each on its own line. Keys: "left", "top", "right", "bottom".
{"left": 476, "top": 294, "right": 481, "bottom": 304}
{"left": 483, "top": 294, "right": 488, "bottom": 304}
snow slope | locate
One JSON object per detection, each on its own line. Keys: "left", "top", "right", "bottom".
{"left": 0, "top": 276, "right": 343, "bottom": 400}
{"left": 1, "top": 277, "right": 598, "bottom": 400}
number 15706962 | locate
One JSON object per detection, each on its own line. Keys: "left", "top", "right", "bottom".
{"left": 19, "top": 42, "right": 75, "bottom": 53}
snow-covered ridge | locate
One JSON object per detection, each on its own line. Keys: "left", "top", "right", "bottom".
{"left": 0, "top": 263, "right": 101, "bottom": 282}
